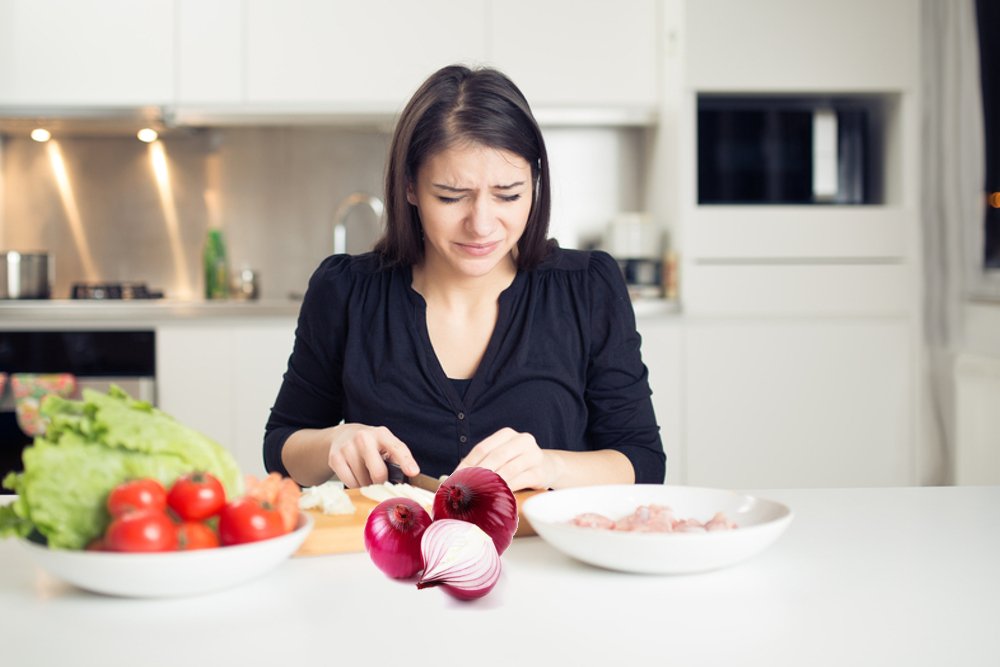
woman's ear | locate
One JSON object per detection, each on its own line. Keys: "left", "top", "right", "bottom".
{"left": 406, "top": 183, "right": 418, "bottom": 206}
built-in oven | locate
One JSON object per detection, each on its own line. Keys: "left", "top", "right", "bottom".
{"left": 0, "top": 330, "right": 155, "bottom": 493}
{"left": 698, "top": 94, "right": 885, "bottom": 205}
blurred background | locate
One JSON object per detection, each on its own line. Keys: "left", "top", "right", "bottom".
{"left": 0, "top": 0, "right": 996, "bottom": 490}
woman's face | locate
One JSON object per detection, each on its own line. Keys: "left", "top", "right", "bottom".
{"left": 407, "top": 142, "right": 533, "bottom": 280}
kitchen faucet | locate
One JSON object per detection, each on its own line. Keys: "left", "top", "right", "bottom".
{"left": 332, "top": 192, "right": 385, "bottom": 254}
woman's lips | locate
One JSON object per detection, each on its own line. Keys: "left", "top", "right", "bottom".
{"left": 455, "top": 241, "right": 500, "bottom": 257}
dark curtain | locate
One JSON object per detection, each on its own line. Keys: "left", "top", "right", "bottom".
{"left": 978, "top": 0, "right": 999, "bottom": 267}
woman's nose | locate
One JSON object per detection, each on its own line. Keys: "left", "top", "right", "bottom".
{"left": 466, "top": 196, "right": 495, "bottom": 237}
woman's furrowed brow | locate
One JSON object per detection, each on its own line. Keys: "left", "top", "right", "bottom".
{"left": 431, "top": 181, "right": 526, "bottom": 192}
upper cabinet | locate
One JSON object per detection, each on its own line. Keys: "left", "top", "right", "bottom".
{"left": 487, "top": 0, "right": 659, "bottom": 109}
{"left": 177, "top": 0, "right": 243, "bottom": 105}
{"left": 0, "top": 0, "right": 175, "bottom": 106}
{"left": 684, "top": 0, "right": 919, "bottom": 92}
{"left": 244, "top": 0, "right": 487, "bottom": 109}
{"left": 0, "top": 0, "right": 659, "bottom": 118}
{"left": 175, "top": 0, "right": 658, "bottom": 119}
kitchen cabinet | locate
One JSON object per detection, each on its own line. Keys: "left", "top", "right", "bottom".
{"left": 176, "top": 0, "right": 243, "bottom": 105}
{"left": 244, "top": 0, "right": 487, "bottom": 108}
{"left": 487, "top": 0, "right": 659, "bottom": 109}
{"left": 683, "top": 317, "right": 913, "bottom": 488}
{"left": 684, "top": 0, "right": 918, "bottom": 92}
{"left": 0, "top": 0, "right": 175, "bottom": 106}
{"left": 636, "top": 317, "right": 683, "bottom": 485}
{"left": 157, "top": 320, "right": 296, "bottom": 477}
{"left": 654, "top": 0, "right": 924, "bottom": 487}
{"left": 173, "top": 0, "right": 658, "bottom": 119}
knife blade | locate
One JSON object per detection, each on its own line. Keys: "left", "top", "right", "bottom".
{"left": 386, "top": 461, "right": 443, "bottom": 492}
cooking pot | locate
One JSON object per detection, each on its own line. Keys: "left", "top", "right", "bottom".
{"left": 0, "top": 251, "right": 52, "bottom": 299}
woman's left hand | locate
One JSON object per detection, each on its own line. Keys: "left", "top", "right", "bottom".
{"left": 456, "top": 427, "right": 558, "bottom": 491}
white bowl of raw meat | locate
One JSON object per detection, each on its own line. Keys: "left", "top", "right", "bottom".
{"left": 521, "top": 485, "right": 793, "bottom": 574}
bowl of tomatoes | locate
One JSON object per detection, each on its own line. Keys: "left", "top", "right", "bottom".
{"left": 16, "top": 473, "right": 313, "bottom": 598}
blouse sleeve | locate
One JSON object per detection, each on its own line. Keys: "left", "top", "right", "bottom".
{"left": 585, "top": 251, "right": 666, "bottom": 483}
{"left": 263, "top": 255, "right": 353, "bottom": 475}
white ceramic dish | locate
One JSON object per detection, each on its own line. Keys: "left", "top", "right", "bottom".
{"left": 522, "top": 485, "right": 793, "bottom": 574}
{"left": 16, "top": 513, "right": 313, "bottom": 598}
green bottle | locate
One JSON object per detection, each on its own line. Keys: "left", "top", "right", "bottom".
{"left": 203, "top": 229, "right": 230, "bottom": 300}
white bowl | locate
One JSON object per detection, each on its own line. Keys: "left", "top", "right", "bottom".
{"left": 16, "top": 513, "right": 313, "bottom": 598}
{"left": 521, "top": 485, "right": 793, "bottom": 574}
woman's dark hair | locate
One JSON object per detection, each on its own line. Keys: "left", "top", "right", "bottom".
{"left": 375, "top": 64, "right": 553, "bottom": 269}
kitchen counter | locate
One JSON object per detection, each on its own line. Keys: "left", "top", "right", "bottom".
{"left": 1, "top": 485, "right": 997, "bottom": 666}
{"left": 0, "top": 297, "right": 680, "bottom": 327}
{"left": 0, "top": 299, "right": 302, "bottom": 326}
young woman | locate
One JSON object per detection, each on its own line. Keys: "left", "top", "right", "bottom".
{"left": 264, "top": 65, "right": 664, "bottom": 492}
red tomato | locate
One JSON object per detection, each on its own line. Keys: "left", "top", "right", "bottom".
{"left": 218, "top": 498, "right": 286, "bottom": 546}
{"left": 107, "top": 479, "right": 168, "bottom": 518}
{"left": 168, "top": 472, "right": 226, "bottom": 521}
{"left": 105, "top": 510, "right": 178, "bottom": 552}
{"left": 177, "top": 521, "right": 220, "bottom": 550}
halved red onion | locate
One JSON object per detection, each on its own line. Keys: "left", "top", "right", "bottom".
{"left": 364, "top": 497, "right": 432, "bottom": 579}
{"left": 417, "top": 519, "right": 502, "bottom": 600}
{"left": 432, "top": 467, "right": 518, "bottom": 555}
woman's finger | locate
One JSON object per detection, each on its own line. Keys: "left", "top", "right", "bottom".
{"left": 343, "top": 442, "right": 374, "bottom": 487}
{"left": 376, "top": 427, "right": 420, "bottom": 477}
{"left": 359, "top": 429, "right": 392, "bottom": 484}
{"left": 459, "top": 428, "right": 517, "bottom": 469}
{"left": 328, "top": 446, "right": 359, "bottom": 488}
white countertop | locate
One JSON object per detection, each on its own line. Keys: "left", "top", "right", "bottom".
{"left": 1, "top": 485, "right": 997, "bottom": 666}
{"left": 0, "top": 297, "right": 680, "bottom": 327}
{"left": 0, "top": 299, "right": 302, "bottom": 326}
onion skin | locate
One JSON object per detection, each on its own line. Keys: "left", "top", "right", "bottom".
{"left": 364, "top": 497, "right": 432, "bottom": 579}
{"left": 417, "top": 519, "right": 502, "bottom": 600}
{"left": 432, "top": 467, "right": 518, "bottom": 555}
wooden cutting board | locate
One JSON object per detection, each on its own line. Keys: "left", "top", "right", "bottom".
{"left": 295, "top": 488, "right": 542, "bottom": 557}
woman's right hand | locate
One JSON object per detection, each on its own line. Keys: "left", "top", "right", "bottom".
{"left": 325, "top": 423, "right": 420, "bottom": 488}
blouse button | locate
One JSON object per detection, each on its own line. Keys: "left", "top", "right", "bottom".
{"left": 457, "top": 412, "right": 465, "bottom": 420}
{"left": 459, "top": 435, "right": 468, "bottom": 443}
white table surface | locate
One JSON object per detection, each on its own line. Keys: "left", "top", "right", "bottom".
{"left": 2, "top": 485, "right": 998, "bottom": 666}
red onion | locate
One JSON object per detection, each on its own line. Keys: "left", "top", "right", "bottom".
{"left": 364, "top": 497, "right": 432, "bottom": 579}
{"left": 417, "top": 519, "right": 502, "bottom": 600}
{"left": 433, "top": 467, "right": 518, "bottom": 555}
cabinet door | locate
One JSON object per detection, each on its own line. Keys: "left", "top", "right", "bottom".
{"left": 245, "top": 0, "right": 487, "bottom": 107}
{"left": 684, "top": 318, "right": 913, "bottom": 488}
{"left": 488, "top": 0, "right": 658, "bottom": 107}
{"left": 230, "top": 323, "right": 296, "bottom": 477}
{"left": 157, "top": 325, "right": 235, "bottom": 451}
{"left": 176, "top": 0, "right": 243, "bottom": 105}
{"left": 157, "top": 321, "right": 296, "bottom": 477}
{"left": 685, "top": 0, "right": 918, "bottom": 91}
{"left": 637, "top": 318, "right": 683, "bottom": 485}
{"left": 0, "top": 0, "right": 174, "bottom": 106}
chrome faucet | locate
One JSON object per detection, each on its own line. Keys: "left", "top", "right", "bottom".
{"left": 332, "top": 192, "right": 385, "bottom": 254}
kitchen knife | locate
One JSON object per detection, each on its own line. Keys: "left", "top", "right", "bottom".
{"left": 386, "top": 461, "right": 443, "bottom": 492}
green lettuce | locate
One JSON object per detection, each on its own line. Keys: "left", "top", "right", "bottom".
{"left": 0, "top": 385, "right": 243, "bottom": 549}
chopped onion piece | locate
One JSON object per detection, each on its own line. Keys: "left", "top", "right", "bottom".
{"left": 299, "top": 480, "right": 355, "bottom": 515}
{"left": 360, "top": 482, "right": 435, "bottom": 511}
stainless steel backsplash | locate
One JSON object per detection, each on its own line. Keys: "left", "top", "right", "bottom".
{"left": 0, "top": 126, "right": 646, "bottom": 301}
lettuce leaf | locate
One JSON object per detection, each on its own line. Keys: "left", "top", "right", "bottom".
{"left": 0, "top": 386, "right": 243, "bottom": 550}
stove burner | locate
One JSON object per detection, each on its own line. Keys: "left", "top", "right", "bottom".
{"left": 70, "top": 282, "right": 164, "bottom": 300}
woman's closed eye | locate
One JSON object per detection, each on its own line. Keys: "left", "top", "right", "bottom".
{"left": 436, "top": 193, "right": 522, "bottom": 204}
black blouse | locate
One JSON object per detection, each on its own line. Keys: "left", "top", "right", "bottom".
{"left": 263, "top": 247, "right": 665, "bottom": 484}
